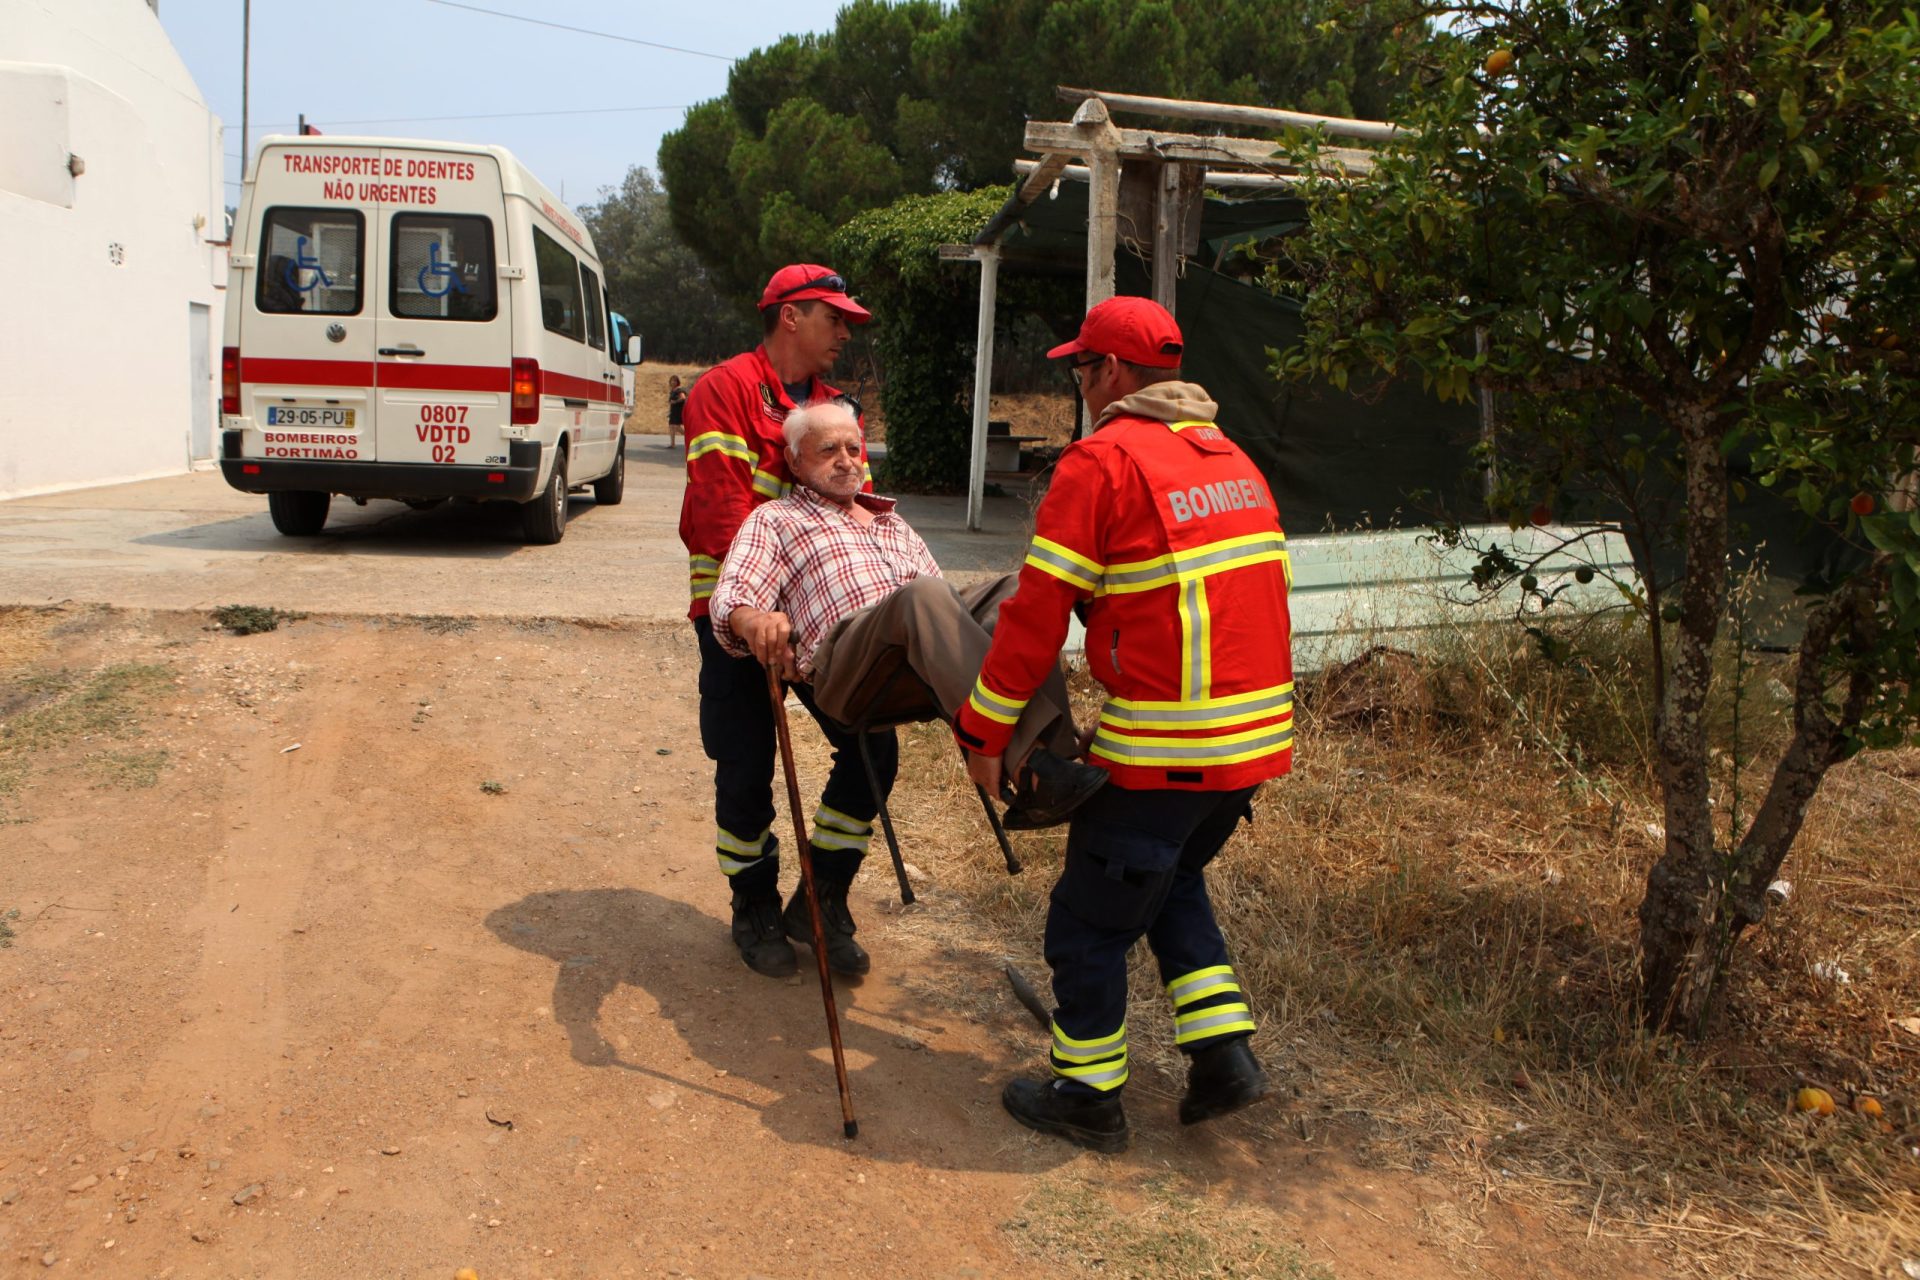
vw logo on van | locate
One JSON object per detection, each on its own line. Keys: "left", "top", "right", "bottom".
{"left": 325, "top": 323, "right": 347, "bottom": 343}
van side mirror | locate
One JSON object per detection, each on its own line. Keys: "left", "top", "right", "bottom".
{"left": 625, "top": 334, "right": 643, "bottom": 365}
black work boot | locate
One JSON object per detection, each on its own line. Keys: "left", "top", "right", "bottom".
{"left": 1000, "top": 749, "right": 1110, "bottom": 830}
{"left": 1178, "top": 1036, "right": 1271, "bottom": 1125}
{"left": 783, "top": 878, "right": 870, "bottom": 977}
{"left": 730, "top": 892, "right": 797, "bottom": 978}
{"left": 1001, "top": 1078, "right": 1129, "bottom": 1153}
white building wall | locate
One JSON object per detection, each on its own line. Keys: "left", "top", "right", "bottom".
{"left": 0, "top": 0, "right": 226, "bottom": 499}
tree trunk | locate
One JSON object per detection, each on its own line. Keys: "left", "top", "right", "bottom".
{"left": 1637, "top": 417, "right": 1730, "bottom": 1033}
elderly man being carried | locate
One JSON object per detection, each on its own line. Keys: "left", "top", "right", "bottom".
{"left": 709, "top": 400, "right": 1108, "bottom": 963}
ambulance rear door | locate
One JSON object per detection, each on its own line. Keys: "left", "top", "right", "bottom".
{"left": 370, "top": 147, "right": 510, "bottom": 472}
{"left": 243, "top": 144, "right": 379, "bottom": 463}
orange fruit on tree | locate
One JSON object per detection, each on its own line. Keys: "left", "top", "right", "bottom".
{"left": 1484, "top": 48, "right": 1515, "bottom": 75}
{"left": 1851, "top": 492, "right": 1875, "bottom": 516}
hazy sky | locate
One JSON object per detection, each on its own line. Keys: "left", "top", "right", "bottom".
{"left": 158, "top": 0, "right": 852, "bottom": 210}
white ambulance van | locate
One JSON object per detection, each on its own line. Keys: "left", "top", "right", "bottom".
{"left": 219, "top": 137, "right": 636, "bottom": 544}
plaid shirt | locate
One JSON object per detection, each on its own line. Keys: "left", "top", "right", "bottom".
{"left": 710, "top": 487, "right": 943, "bottom": 675}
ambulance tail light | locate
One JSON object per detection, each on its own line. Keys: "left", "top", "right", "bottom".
{"left": 221, "top": 347, "right": 241, "bottom": 415}
{"left": 511, "top": 358, "right": 541, "bottom": 424}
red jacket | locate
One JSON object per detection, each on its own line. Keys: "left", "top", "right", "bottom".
{"left": 677, "top": 346, "right": 866, "bottom": 618}
{"left": 955, "top": 403, "right": 1294, "bottom": 791}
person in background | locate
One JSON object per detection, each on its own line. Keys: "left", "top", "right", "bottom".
{"left": 665, "top": 375, "right": 686, "bottom": 450}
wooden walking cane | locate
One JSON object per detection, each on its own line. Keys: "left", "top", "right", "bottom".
{"left": 766, "top": 665, "right": 858, "bottom": 1139}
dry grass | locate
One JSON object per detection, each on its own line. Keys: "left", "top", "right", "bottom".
{"left": 879, "top": 609, "right": 1920, "bottom": 1280}
{"left": 1004, "top": 1170, "right": 1328, "bottom": 1278}
{"left": 0, "top": 658, "right": 176, "bottom": 807}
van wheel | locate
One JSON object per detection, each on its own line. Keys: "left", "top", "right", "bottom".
{"left": 522, "top": 451, "right": 568, "bottom": 545}
{"left": 268, "top": 490, "right": 330, "bottom": 536}
{"left": 592, "top": 443, "right": 626, "bottom": 505}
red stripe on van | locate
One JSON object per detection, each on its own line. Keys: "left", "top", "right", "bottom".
{"left": 242, "top": 357, "right": 376, "bottom": 386}
{"left": 241, "top": 358, "right": 619, "bottom": 402}
{"left": 378, "top": 363, "right": 511, "bottom": 393}
{"left": 544, "top": 370, "right": 624, "bottom": 404}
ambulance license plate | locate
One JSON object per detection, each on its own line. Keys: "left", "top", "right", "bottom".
{"left": 266, "top": 407, "right": 355, "bottom": 428}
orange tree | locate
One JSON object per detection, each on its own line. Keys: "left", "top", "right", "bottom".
{"left": 1278, "top": 0, "right": 1920, "bottom": 1032}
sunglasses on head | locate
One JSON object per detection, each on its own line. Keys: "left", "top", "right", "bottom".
{"left": 772, "top": 273, "right": 849, "bottom": 302}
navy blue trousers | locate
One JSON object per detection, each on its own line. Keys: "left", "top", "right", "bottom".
{"left": 694, "top": 617, "right": 897, "bottom": 897}
{"left": 1042, "top": 784, "right": 1259, "bottom": 1093}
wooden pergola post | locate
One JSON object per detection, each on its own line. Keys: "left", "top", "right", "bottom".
{"left": 966, "top": 245, "right": 1000, "bottom": 532}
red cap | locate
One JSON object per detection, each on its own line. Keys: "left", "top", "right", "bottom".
{"left": 758, "top": 264, "right": 871, "bottom": 324}
{"left": 1046, "top": 296, "right": 1183, "bottom": 367}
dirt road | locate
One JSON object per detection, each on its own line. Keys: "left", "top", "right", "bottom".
{"left": 0, "top": 603, "right": 1630, "bottom": 1280}
{"left": 0, "top": 445, "right": 1030, "bottom": 624}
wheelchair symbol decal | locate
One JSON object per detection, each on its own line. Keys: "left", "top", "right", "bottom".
{"left": 417, "top": 240, "right": 468, "bottom": 299}
{"left": 288, "top": 235, "right": 332, "bottom": 292}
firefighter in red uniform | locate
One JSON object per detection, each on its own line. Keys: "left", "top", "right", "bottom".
{"left": 956, "top": 297, "right": 1295, "bottom": 1153}
{"left": 680, "top": 264, "right": 883, "bottom": 979}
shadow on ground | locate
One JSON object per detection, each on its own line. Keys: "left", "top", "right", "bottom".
{"left": 485, "top": 886, "right": 1072, "bottom": 1174}
{"left": 129, "top": 496, "right": 605, "bottom": 557}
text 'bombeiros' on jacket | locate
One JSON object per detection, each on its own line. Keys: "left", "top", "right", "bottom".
{"left": 676, "top": 345, "right": 869, "bottom": 620}
{"left": 955, "top": 386, "right": 1295, "bottom": 791}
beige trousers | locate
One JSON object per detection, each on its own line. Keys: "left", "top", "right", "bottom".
{"left": 808, "top": 574, "right": 1076, "bottom": 765}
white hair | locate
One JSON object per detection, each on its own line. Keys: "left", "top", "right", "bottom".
{"left": 782, "top": 398, "right": 860, "bottom": 455}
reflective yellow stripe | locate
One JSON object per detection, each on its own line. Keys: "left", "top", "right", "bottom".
{"left": 1051, "top": 1020, "right": 1125, "bottom": 1062}
{"left": 1102, "top": 684, "right": 1295, "bottom": 731}
{"left": 1167, "top": 965, "right": 1240, "bottom": 1006}
{"left": 814, "top": 803, "right": 868, "bottom": 834}
{"left": 686, "top": 430, "right": 753, "bottom": 464}
{"left": 1099, "top": 532, "right": 1289, "bottom": 596}
{"left": 690, "top": 554, "right": 722, "bottom": 596}
{"left": 1177, "top": 578, "right": 1209, "bottom": 701}
{"left": 967, "top": 676, "right": 1027, "bottom": 726}
{"left": 811, "top": 804, "right": 872, "bottom": 852}
{"left": 1025, "top": 536, "right": 1103, "bottom": 591}
{"left": 715, "top": 825, "right": 773, "bottom": 876}
{"left": 716, "top": 825, "right": 771, "bottom": 856}
{"left": 1052, "top": 1058, "right": 1128, "bottom": 1090}
{"left": 751, "top": 468, "right": 791, "bottom": 499}
{"left": 1167, "top": 418, "right": 1213, "bottom": 432}
{"left": 1173, "top": 1002, "right": 1256, "bottom": 1044}
{"left": 1090, "top": 721, "right": 1294, "bottom": 768}
{"left": 1170, "top": 977, "right": 1241, "bottom": 1008}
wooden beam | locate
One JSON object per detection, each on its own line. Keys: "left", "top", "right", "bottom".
{"left": 1061, "top": 97, "right": 1124, "bottom": 313}
{"left": 1024, "top": 119, "right": 1374, "bottom": 175}
{"left": 1014, "top": 158, "right": 1305, "bottom": 191}
{"left": 1016, "top": 152, "right": 1073, "bottom": 205}
{"left": 1057, "top": 85, "right": 1401, "bottom": 145}
{"left": 966, "top": 247, "right": 1000, "bottom": 532}
{"left": 1152, "top": 162, "right": 1181, "bottom": 312}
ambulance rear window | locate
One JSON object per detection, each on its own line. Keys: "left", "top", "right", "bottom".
{"left": 257, "top": 207, "right": 363, "bottom": 315}
{"left": 389, "top": 214, "right": 497, "bottom": 322}
{"left": 533, "top": 228, "right": 584, "bottom": 342}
